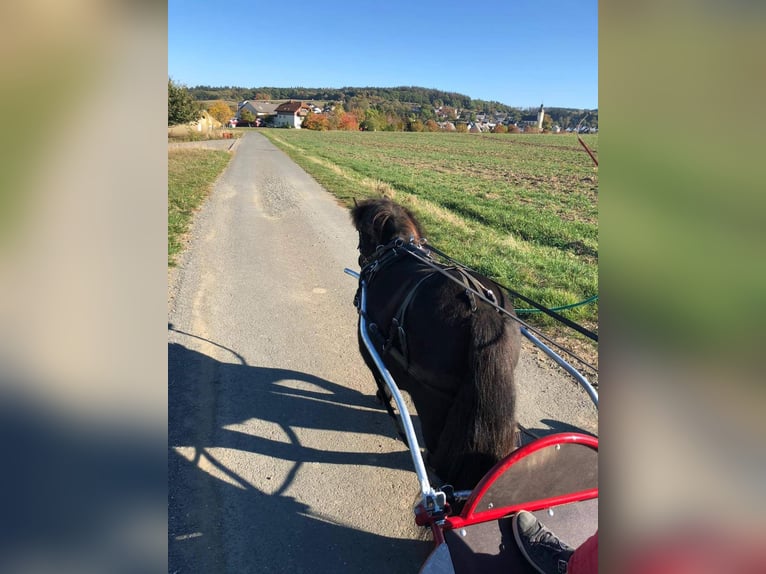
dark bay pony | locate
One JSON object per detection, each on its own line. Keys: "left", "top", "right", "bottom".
{"left": 350, "top": 198, "right": 521, "bottom": 490}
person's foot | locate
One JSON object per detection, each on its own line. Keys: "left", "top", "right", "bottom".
{"left": 512, "top": 511, "right": 575, "bottom": 574}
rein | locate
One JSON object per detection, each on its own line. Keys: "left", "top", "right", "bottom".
{"left": 423, "top": 241, "right": 598, "bottom": 343}
{"left": 360, "top": 238, "right": 598, "bottom": 374}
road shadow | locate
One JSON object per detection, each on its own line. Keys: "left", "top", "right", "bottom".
{"left": 168, "top": 338, "right": 432, "bottom": 573}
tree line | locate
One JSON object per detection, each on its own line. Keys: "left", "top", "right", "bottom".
{"left": 170, "top": 80, "right": 598, "bottom": 130}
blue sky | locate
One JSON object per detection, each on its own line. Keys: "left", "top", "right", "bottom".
{"left": 168, "top": 0, "right": 597, "bottom": 109}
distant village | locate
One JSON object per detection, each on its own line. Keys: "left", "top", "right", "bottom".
{"left": 230, "top": 100, "right": 598, "bottom": 134}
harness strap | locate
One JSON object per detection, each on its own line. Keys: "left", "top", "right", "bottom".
{"left": 359, "top": 243, "right": 506, "bottom": 422}
{"left": 370, "top": 266, "right": 497, "bottom": 404}
{"left": 389, "top": 271, "right": 440, "bottom": 365}
{"left": 360, "top": 240, "right": 429, "bottom": 283}
{"left": 449, "top": 267, "right": 499, "bottom": 312}
{"left": 368, "top": 317, "right": 456, "bottom": 404}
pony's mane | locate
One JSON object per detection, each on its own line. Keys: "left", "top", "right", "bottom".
{"left": 351, "top": 198, "right": 424, "bottom": 246}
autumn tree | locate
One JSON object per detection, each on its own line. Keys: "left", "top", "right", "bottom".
{"left": 338, "top": 112, "right": 359, "bottom": 131}
{"left": 254, "top": 92, "right": 271, "bottom": 100}
{"left": 424, "top": 119, "right": 439, "bottom": 132}
{"left": 455, "top": 122, "right": 468, "bottom": 133}
{"left": 168, "top": 79, "right": 201, "bottom": 126}
{"left": 302, "top": 111, "right": 329, "bottom": 130}
{"left": 407, "top": 119, "right": 424, "bottom": 132}
{"left": 508, "top": 124, "right": 520, "bottom": 133}
{"left": 327, "top": 103, "right": 345, "bottom": 130}
{"left": 542, "top": 113, "right": 553, "bottom": 131}
{"left": 208, "top": 100, "right": 234, "bottom": 125}
{"left": 493, "top": 124, "right": 508, "bottom": 133}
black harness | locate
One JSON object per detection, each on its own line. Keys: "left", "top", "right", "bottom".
{"left": 356, "top": 239, "right": 500, "bottom": 393}
{"left": 355, "top": 239, "right": 504, "bottom": 446}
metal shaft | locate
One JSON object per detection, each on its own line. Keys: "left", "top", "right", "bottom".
{"left": 345, "top": 268, "right": 442, "bottom": 510}
{"left": 521, "top": 327, "right": 599, "bottom": 408}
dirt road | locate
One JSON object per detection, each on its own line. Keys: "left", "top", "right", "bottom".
{"left": 168, "top": 131, "right": 597, "bottom": 573}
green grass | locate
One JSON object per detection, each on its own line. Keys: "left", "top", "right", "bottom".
{"left": 168, "top": 149, "right": 232, "bottom": 266}
{"left": 259, "top": 130, "right": 598, "bottom": 342}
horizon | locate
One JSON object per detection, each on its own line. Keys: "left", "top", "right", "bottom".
{"left": 169, "top": 0, "right": 597, "bottom": 110}
{"left": 182, "top": 84, "right": 598, "bottom": 111}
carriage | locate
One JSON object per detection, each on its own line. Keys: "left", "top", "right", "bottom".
{"left": 345, "top": 199, "right": 598, "bottom": 573}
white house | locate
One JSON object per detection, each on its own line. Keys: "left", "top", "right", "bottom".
{"left": 236, "top": 100, "right": 279, "bottom": 125}
{"left": 274, "top": 101, "right": 311, "bottom": 128}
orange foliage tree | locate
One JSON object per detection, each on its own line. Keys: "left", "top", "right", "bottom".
{"left": 338, "top": 112, "right": 359, "bottom": 131}
{"left": 302, "top": 111, "right": 330, "bottom": 130}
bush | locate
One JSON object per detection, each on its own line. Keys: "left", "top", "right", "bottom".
{"left": 508, "top": 124, "right": 520, "bottom": 133}
{"left": 492, "top": 124, "right": 508, "bottom": 134}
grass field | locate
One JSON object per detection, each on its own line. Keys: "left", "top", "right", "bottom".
{"left": 260, "top": 130, "right": 598, "bottom": 354}
{"left": 168, "top": 148, "right": 232, "bottom": 266}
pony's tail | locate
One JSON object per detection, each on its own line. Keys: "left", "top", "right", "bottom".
{"left": 468, "top": 311, "right": 520, "bottom": 460}
{"left": 430, "top": 308, "right": 520, "bottom": 490}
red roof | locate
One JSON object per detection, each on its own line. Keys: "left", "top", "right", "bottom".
{"left": 275, "top": 101, "right": 308, "bottom": 113}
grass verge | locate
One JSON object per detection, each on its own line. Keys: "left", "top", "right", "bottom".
{"left": 168, "top": 148, "right": 232, "bottom": 266}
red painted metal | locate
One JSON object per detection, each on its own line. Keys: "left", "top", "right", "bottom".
{"left": 444, "top": 488, "right": 598, "bottom": 530}
{"left": 577, "top": 135, "right": 599, "bottom": 167}
{"left": 443, "top": 432, "right": 598, "bottom": 531}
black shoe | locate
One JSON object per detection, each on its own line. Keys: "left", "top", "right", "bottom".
{"left": 512, "top": 511, "right": 575, "bottom": 574}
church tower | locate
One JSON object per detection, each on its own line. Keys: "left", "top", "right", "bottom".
{"left": 537, "top": 104, "right": 544, "bottom": 131}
